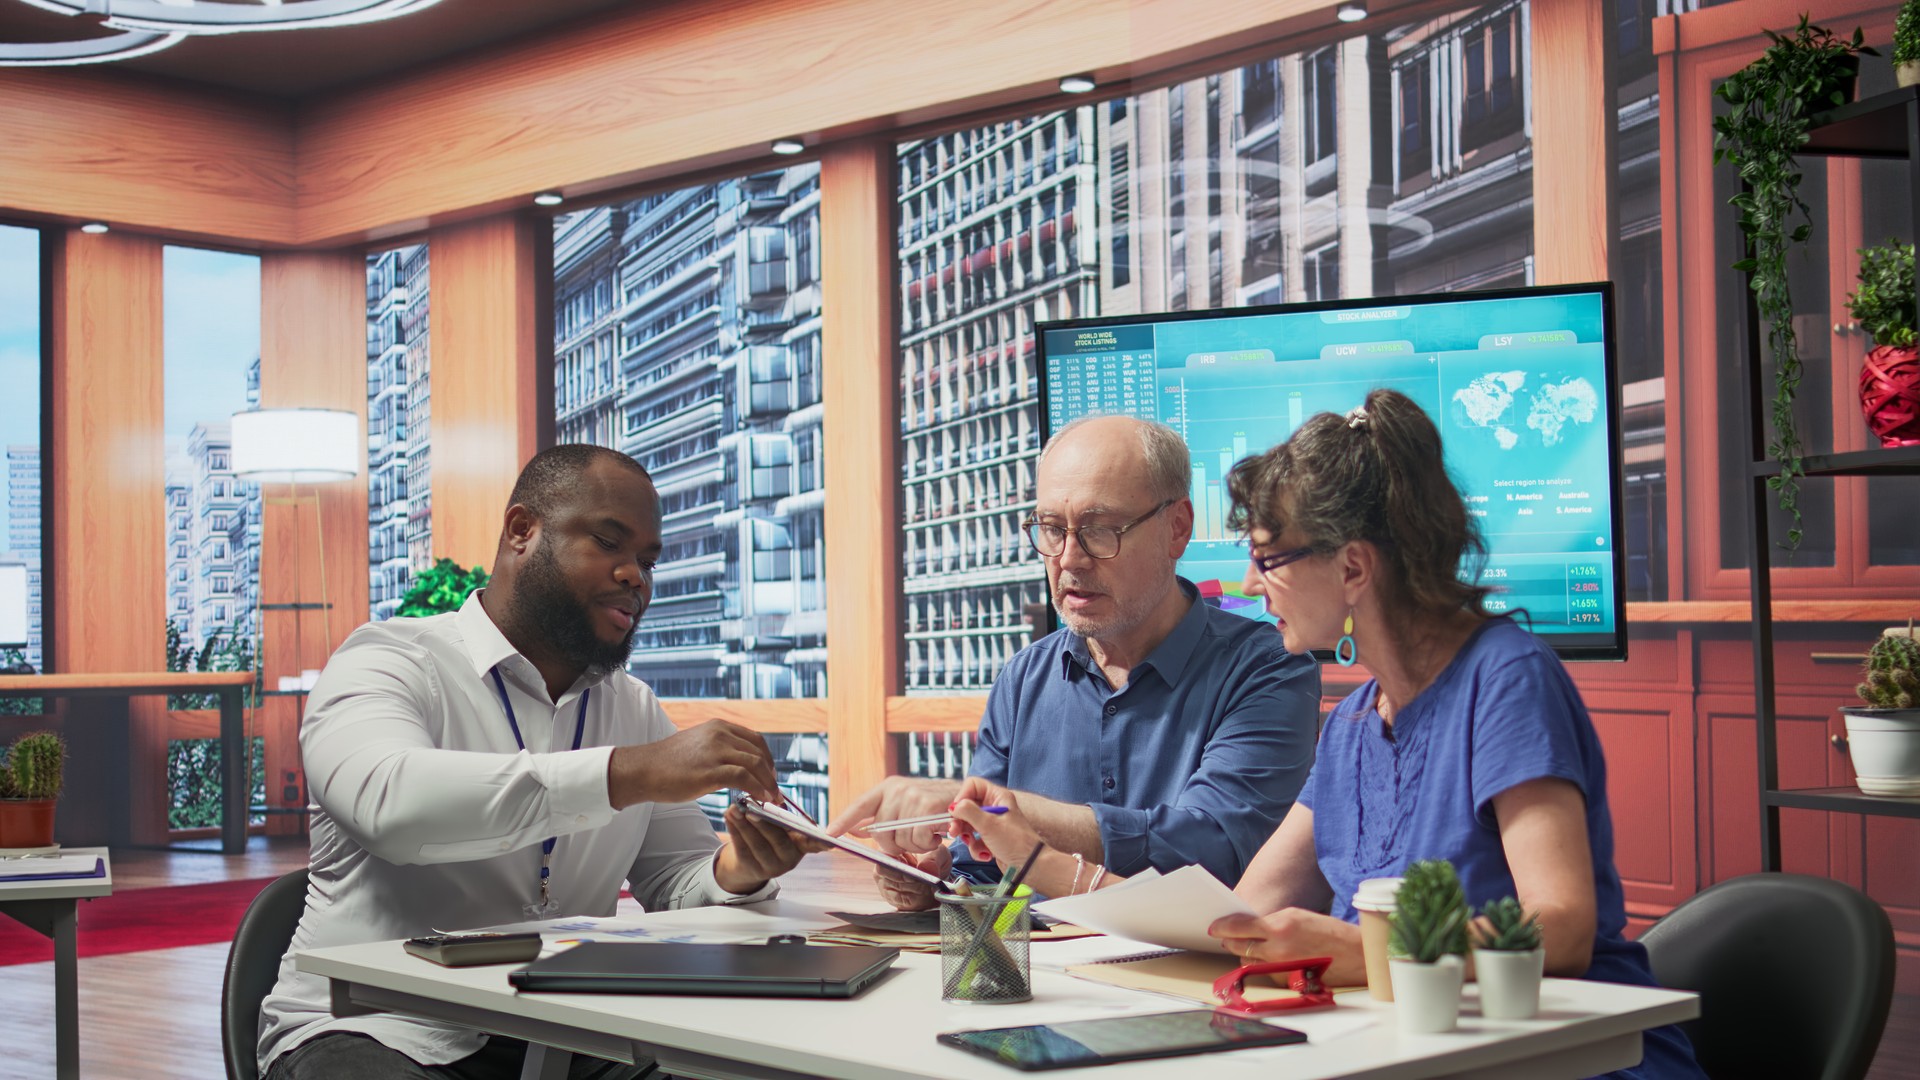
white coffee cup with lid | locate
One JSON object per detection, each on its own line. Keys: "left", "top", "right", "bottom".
{"left": 1353, "top": 876, "right": 1405, "bottom": 1001}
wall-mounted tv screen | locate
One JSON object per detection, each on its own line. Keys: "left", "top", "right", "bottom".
{"left": 1036, "top": 282, "right": 1627, "bottom": 661}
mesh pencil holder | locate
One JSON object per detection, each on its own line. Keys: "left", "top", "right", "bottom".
{"left": 937, "top": 886, "right": 1033, "bottom": 1004}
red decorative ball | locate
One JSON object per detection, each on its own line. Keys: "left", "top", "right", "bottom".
{"left": 1860, "top": 344, "right": 1920, "bottom": 448}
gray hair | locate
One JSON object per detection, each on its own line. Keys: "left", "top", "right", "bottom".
{"left": 1042, "top": 415, "right": 1191, "bottom": 504}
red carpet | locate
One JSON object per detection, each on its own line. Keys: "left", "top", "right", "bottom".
{"left": 0, "top": 876, "right": 276, "bottom": 966}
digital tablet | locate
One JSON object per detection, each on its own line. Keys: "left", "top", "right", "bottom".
{"left": 937, "top": 1009, "right": 1306, "bottom": 1071}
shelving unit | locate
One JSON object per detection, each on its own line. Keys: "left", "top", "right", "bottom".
{"left": 1745, "top": 85, "right": 1920, "bottom": 871}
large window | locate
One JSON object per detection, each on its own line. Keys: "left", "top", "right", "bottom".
{"left": 550, "top": 166, "right": 826, "bottom": 702}
{"left": 551, "top": 168, "right": 828, "bottom": 817}
{"left": 366, "top": 243, "right": 431, "bottom": 620}
{"left": 0, "top": 224, "right": 42, "bottom": 688}
{"left": 162, "top": 245, "right": 265, "bottom": 828}
{"left": 898, "top": 3, "right": 1549, "bottom": 699}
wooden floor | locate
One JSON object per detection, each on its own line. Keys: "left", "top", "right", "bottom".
{"left": 0, "top": 837, "right": 1914, "bottom": 1079}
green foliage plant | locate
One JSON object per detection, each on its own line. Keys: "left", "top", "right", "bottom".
{"left": 0, "top": 647, "right": 42, "bottom": 716}
{"left": 1713, "top": 14, "right": 1875, "bottom": 553}
{"left": 1389, "top": 859, "right": 1470, "bottom": 964}
{"left": 0, "top": 731, "right": 66, "bottom": 800}
{"left": 397, "top": 558, "right": 491, "bottom": 618}
{"left": 165, "top": 620, "right": 259, "bottom": 710}
{"left": 1847, "top": 240, "right": 1918, "bottom": 349}
{"left": 1857, "top": 624, "right": 1920, "bottom": 709}
{"left": 1474, "top": 896, "right": 1544, "bottom": 952}
{"left": 1897, "top": 1, "right": 1920, "bottom": 66}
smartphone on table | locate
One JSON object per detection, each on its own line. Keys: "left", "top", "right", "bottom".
{"left": 402, "top": 932, "right": 543, "bottom": 967}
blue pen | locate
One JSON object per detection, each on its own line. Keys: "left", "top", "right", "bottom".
{"left": 866, "top": 806, "right": 1008, "bottom": 833}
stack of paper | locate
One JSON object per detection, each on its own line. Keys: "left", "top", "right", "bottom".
{"left": 1032, "top": 865, "right": 1252, "bottom": 953}
{"left": 0, "top": 855, "right": 103, "bottom": 881}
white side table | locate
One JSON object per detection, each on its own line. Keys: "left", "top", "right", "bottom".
{"left": 0, "top": 846, "right": 112, "bottom": 1080}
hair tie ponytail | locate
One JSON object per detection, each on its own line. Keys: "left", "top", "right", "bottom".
{"left": 1345, "top": 405, "right": 1369, "bottom": 431}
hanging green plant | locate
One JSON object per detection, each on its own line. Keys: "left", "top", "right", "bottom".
{"left": 1712, "top": 14, "right": 1874, "bottom": 553}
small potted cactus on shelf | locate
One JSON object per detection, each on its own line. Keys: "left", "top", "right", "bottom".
{"left": 1840, "top": 623, "right": 1920, "bottom": 797}
{"left": 0, "top": 730, "right": 67, "bottom": 849}
{"left": 1472, "top": 896, "right": 1545, "bottom": 1020}
{"left": 1388, "top": 858, "right": 1470, "bottom": 1033}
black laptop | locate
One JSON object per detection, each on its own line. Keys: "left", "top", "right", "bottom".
{"left": 508, "top": 942, "right": 898, "bottom": 998}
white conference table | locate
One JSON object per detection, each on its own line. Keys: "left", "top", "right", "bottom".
{"left": 297, "top": 892, "right": 1698, "bottom": 1080}
{"left": 0, "top": 846, "right": 112, "bottom": 1080}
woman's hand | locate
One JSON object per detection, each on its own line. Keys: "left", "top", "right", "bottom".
{"left": 1208, "top": 908, "right": 1366, "bottom": 988}
{"left": 946, "top": 776, "right": 1037, "bottom": 867}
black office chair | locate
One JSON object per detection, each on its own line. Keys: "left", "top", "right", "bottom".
{"left": 221, "top": 869, "right": 310, "bottom": 1080}
{"left": 1639, "top": 872, "right": 1893, "bottom": 1080}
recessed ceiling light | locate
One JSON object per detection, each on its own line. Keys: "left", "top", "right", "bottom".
{"left": 771, "top": 138, "right": 806, "bottom": 156}
{"left": 532, "top": 192, "right": 564, "bottom": 207}
{"left": 79, "top": 222, "right": 109, "bottom": 234}
{"left": 1336, "top": 2, "right": 1368, "bottom": 22}
{"left": 1059, "top": 73, "right": 1097, "bottom": 94}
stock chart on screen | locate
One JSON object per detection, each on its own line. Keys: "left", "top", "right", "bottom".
{"left": 1037, "top": 284, "right": 1626, "bottom": 660}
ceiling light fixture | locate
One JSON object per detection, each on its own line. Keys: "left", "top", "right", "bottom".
{"left": 532, "top": 192, "right": 564, "bottom": 207}
{"left": 79, "top": 222, "right": 109, "bottom": 234}
{"left": 2, "top": 0, "right": 446, "bottom": 67}
{"left": 1336, "top": 2, "right": 1369, "bottom": 22}
{"left": 1059, "top": 73, "right": 1097, "bottom": 94}
{"left": 770, "top": 138, "right": 806, "bottom": 156}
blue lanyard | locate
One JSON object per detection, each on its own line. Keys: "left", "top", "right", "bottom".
{"left": 489, "top": 667, "right": 590, "bottom": 904}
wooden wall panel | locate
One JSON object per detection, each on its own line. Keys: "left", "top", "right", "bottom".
{"left": 0, "top": 70, "right": 294, "bottom": 244}
{"left": 46, "top": 228, "right": 169, "bottom": 845}
{"left": 425, "top": 215, "right": 551, "bottom": 570}
{"left": 258, "top": 250, "right": 372, "bottom": 832}
{"left": 1530, "top": 0, "right": 1617, "bottom": 285}
{"left": 1585, "top": 690, "right": 1696, "bottom": 916}
{"left": 821, "top": 140, "right": 899, "bottom": 814}
{"left": 291, "top": 0, "right": 1400, "bottom": 245}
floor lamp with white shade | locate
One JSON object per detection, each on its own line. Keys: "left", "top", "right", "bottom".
{"left": 230, "top": 407, "right": 360, "bottom": 826}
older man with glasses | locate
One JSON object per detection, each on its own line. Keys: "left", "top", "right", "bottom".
{"left": 828, "top": 415, "right": 1321, "bottom": 908}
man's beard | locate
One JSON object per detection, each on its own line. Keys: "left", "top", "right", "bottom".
{"left": 1052, "top": 570, "right": 1165, "bottom": 643}
{"left": 510, "top": 535, "right": 638, "bottom": 680}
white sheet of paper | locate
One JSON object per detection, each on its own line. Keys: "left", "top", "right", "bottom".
{"left": 1032, "top": 864, "right": 1252, "bottom": 953}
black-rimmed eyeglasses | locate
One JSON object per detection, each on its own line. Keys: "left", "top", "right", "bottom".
{"left": 1250, "top": 546, "right": 1318, "bottom": 575}
{"left": 1023, "top": 499, "right": 1175, "bottom": 560}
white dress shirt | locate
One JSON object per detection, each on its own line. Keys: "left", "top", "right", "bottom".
{"left": 258, "top": 591, "right": 774, "bottom": 1073}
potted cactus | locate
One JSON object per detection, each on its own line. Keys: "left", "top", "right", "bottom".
{"left": 1388, "top": 858, "right": 1470, "bottom": 1033}
{"left": 0, "top": 730, "right": 67, "bottom": 849}
{"left": 1840, "top": 623, "right": 1920, "bottom": 796}
{"left": 1472, "top": 896, "right": 1545, "bottom": 1020}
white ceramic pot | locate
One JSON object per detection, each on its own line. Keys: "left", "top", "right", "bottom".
{"left": 1472, "top": 947, "right": 1544, "bottom": 1020}
{"left": 1840, "top": 707, "right": 1920, "bottom": 796}
{"left": 1389, "top": 954, "right": 1465, "bottom": 1034}
{"left": 1898, "top": 60, "right": 1920, "bottom": 88}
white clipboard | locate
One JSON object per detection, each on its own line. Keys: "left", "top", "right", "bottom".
{"left": 735, "top": 793, "right": 958, "bottom": 891}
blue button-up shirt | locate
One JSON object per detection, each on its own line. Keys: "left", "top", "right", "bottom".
{"left": 962, "top": 578, "right": 1321, "bottom": 885}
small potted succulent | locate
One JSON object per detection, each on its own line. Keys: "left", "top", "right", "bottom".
{"left": 1846, "top": 239, "right": 1920, "bottom": 447}
{"left": 0, "top": 730, "right": 67, "bottom": 849}
{"left": 1388, "top": 858, "right": 1470, "bottom": 1033}
{"left": 1898, "top": 1, "right": 1920, "bottom": 87}
{"left": 1840, "top": 623, "right": 1920, "bottom": 796}
{"left": 1471, "top": 896, "right": 1545, "bottom": 1020}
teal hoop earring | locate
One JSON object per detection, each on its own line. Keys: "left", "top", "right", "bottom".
{"left": 1335, "top": 611, "right": 1358, "bottom": 667}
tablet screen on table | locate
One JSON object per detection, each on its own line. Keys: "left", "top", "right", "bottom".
{"left": 937, "top": 1009, "right": 1306, "bottom": 1071}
